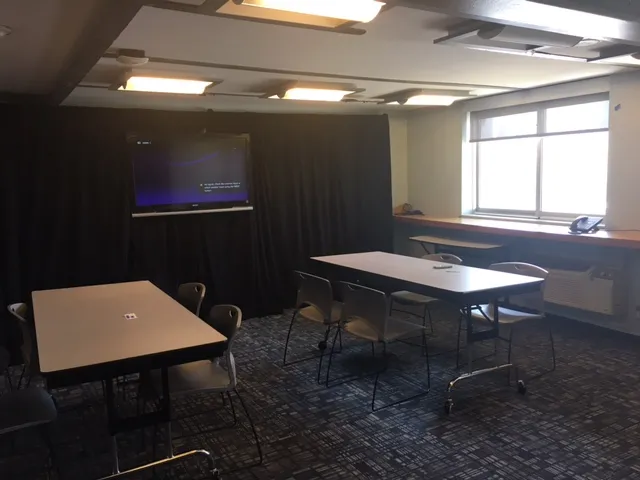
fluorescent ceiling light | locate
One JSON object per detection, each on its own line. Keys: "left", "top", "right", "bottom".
{"left": 118, "top": 76, "right": 213, "bottom": 94}
{"left": 593, "top": 53, "right": 640, "bottom": 66}
{"left": 386, "top": 89, "right": 471, "bottom": 106}
{"left": 270, "top": 87, "right": 355, "bottom": 102}
{"left": 402, "top": 95, "right": 465, "bottom": 106}
{"left": 235, "top": 0, "right": 385, "bottom": 23}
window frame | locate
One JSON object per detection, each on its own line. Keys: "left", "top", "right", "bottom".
{"left": 471, "top": 93, "right": 610, "bottom": 221}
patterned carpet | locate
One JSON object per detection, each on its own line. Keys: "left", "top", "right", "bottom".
{"left": 2, "top": 306, "right": 640, "bottom": 479}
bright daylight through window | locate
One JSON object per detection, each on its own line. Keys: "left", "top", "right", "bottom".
{"left": 471, "top": 94, "right": 609, "bottom": 219}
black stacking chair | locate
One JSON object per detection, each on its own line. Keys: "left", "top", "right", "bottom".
{"left": 139, "top": 305, "right": 262, "bottom": 466}
{"left": 390, "top": 253, "right": 463, "bottom": 333}
{"left": 0, "top": 346, "right": 58, "bottom": 478}
{"left": 460, "top": 262, "right": 554, "bottom": 382}
{"left": 177, "top": 282, "right": 207, "bottom": 317}
{"left": 325, "top": 282, "right": 431, "bottom": 411}
{"left": 283, "top": 271, "right": 343, "bottom": 383}
{"left": 7, "top": 303, "right": 39, "bottom": 389}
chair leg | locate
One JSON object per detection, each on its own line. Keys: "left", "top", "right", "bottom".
{"left": 282, "top": 309, "right": 298, "bottom": 366}
{"left": 549, "top": 326, "right": 556, "bottom": 372}
{"left": 423, "top": 330, "right": 431, "bottom": 389}
{"left": 371, "top": 342, "right": 375, "bottom": 357}
{"left": 426, "top": 305, "right": 434, "bottom": 334}
{"left": 338, "top": 327, "right": 343, "bottom": 353}
{"left": 17, "top": 364, "right": 26, "bottom": 389}
{"left": 39, "top": 425, "right": 58, "bottom": 479}
{"left": 456, "top": 314, "right": 463, "bottom": 370}
{"left": 234, "top": 388, "right": 263, "bottom": 465}
{"left": 371, "top": 343, "right": 388, "bottom": 411}
{"left": 316, "top": 325, "right": 332, "bottom": 384}
{"left": 166, "top": 422, "right": 174, "bottom": 458}
{"left": 507, "top": 326, "right": 515, "bottom": 364}
{"left": 4, "top": 368, "right": 13, "bottom": 391}
{"left": 324, "top": 326, "right": 342, "bottom": 387}
{"left": 226, "top": 391, "right": 238, "bottom": 426}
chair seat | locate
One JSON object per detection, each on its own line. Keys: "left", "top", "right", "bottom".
{"left": 345, "top": 316, "right": 425, "bottom": 343}
{"left": 390, "top": 291, "right": 437, "bottom": 306}
{"left": 0, "top": 388, "right": 57, "bottom": 434}
{"left": 143, "top": 361, "right": 232, "bottom": 398}
{"left": 470, "top": 304, "right": 544, "bottom": 325}
{"left": 297, "top": 302, "right": 342, "bottom": 324}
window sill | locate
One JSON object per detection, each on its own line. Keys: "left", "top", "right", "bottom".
{"left": 462, "top": 213, "right": 572, "bottom": 227}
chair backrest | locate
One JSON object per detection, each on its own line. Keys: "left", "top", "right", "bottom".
{"left": 7, "top": 303, "right": 36, "bottom": 370}
{"left": 207, "top": 305, "right": 242, "bottom": 387}
{"left": 177, "top": 283, "right": 206, "bottom": 317}
{"left": 293, "top": 271, "right": 334, "bottom": 324}
{"left": 340, "top": 282, "right": 388, "bottom": 341}
{"left": 489, "top": 262, "right": 548, "bottom": 312}
{"left": 422, "top": 253, "right": 463, "bottom": 265}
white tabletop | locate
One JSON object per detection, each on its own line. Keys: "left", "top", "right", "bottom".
{"left": 32, "top": 281, "right": 226, "bottom": 374}
{"left": 312, "top": 252, "right": 543, "bottom": 295}
{"left": 410, "top": 235, "right": 502, "bottom": 250}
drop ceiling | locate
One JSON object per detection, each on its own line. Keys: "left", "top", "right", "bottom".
{"left": 0, "top": 0, "right": 636, "bottom": 112}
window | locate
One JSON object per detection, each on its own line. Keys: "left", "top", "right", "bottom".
{"left": 471, "top": 94, "right": 609, "bottom": 219}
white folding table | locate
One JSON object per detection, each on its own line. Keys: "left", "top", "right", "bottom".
{"left": 33, "top": 280, "right": 227, "bottom": 479}
{"left": 312, "top": 252, "right": 545, "bottom": 413}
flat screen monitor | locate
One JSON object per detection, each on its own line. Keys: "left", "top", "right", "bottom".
{"left": 128, "top": 133, "right": 252, "bottom": 217}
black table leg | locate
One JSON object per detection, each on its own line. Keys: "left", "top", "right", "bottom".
{"left": 98, "top": 370, "right": 218, "bottom": 479}
{"left": 444, "top": 302, "right": 514, "bottom": 415}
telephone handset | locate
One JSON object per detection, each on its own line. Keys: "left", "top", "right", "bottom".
{"left": 569, "top": 216, "right": 603, "bottom": 234}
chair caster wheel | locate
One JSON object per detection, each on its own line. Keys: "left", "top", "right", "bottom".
{"left": 444, "top": 399, "right": 454, "bottom": 415}
{"left": 211, "top": 468, "right": 220, "bottom": 479}
{"left": 517, "top": 380, "right": 527, "bottom": 395}
{"left": 318, "top": 341, "right": 327, "bottom": 351}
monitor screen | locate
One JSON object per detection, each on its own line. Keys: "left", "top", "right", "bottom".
{"left": 129, "top": 133, "right": 252, "bottom": 217}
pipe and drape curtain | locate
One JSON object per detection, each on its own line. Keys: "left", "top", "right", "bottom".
{"left": 0, "top": 106, "right": 393, "bottom": 352}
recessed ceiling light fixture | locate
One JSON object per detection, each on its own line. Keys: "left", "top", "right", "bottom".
{"left": 117, "top": 76, "right": 214, "bottom": 95}
{"left": 590, "top": 52, "right": 640, "bottom": 67}
{"left": 267, "top": 82, "right": 360, "bottom": 102}
{"left": 233, "top": 0, "right": 385, "bottom": 23}
{"left": 0, "top": 25, "right": 12, "bottom": 37}
{"left": 385, "top": 89, "right": 472, "bottom": 106}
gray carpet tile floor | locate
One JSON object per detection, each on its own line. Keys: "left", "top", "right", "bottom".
{"left": 2, "top": 306, "right": 640, "bottom": 479}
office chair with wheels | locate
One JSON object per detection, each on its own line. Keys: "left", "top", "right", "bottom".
{"left": 325, "top": 282, "right": 431, "bottom": 411}
{"left": 390, "top": 254, "right": 463, "bottom": 333}
{"left": 457, "top": 262, "right": 553, "bottom": 387}
{"left": 177, "top": 283, "right": 207, "bottom": 317}
{"left": 0, "top": 346, "right": 58, "bottom": 478}
{"left": 139, "top": 305, "right": 262, "bottom": 466}
{"left": 7, "top": 303, "right": 39, "bottom": 389}
{"left": 283, "top": 271, "right": 342, "bottom": 383}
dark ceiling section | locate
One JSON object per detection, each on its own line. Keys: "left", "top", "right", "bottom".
{"left": 47, "top": 0, "right": 148, "bottom": 105}
{"left": 0, "top": 0, "right": 145, "bottom": 105}
{"left": 401, "top": 0, "right": 640, "bottom": 46}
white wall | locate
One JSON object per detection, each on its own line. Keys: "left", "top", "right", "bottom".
{"left": 406, "top": 104, "right": 465, "bottom": 217}
{"left": 405, "top": 75, "right": 627, "bottom": 223}
{"left": 389, "top": 115, "right": 409, "bottom": 207}
{"left": 606, "top": 71, "right": 640, "bottom": 230}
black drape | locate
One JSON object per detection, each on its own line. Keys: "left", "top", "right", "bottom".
{"left": 0, "top": 106, "right": 393, "bottom": 332}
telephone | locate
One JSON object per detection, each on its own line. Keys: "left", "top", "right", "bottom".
{"left": 569, "top": 216, "right": 603, "bottom": 234}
